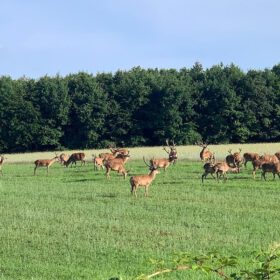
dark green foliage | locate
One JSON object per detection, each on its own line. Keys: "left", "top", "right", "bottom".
{"left": 1, "top": 63, "right": 280, "bottom": 152}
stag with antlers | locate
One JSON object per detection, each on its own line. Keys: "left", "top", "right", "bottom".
{"left": 163, "top": 139, "right": 178, "bottom": 164}
{"left": 130, "top": 157, "right": 160, "bottom": 197}
{"left": 196, "top": 142, "right": 215, "bottom": 163}
{"left": 34, "top": 153, "right": 60, "bottom": 175}
{"left": 225, "top": 149, "right": 242, "bottom": 172}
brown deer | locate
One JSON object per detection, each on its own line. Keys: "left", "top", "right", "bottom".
{"left": 243, "top": 152, "right": 259, "bottom": 168}
{"left": 65, "top": 152, "right": 86, "bottom": 167}
{"left": 261, "top": 162, "right": 280, "bottom": 181}
{"left": 214, "top": 162, "right": 239, "bottom": 182}
{"left": 163, "top": 139, "right": 178, "bottom": 164}
{"left": 59, "top": 153, "right": 69, "bottom": 166}
{"left": 92, "top": 155, "right": 104, "bottom": 170}
{"left": 225, "top": 149, "right": 242, "bottom": 172}
{"left": 130, "top": 157, "right": 160, "bottom": 197}
{"left": 201, "top": 162, "right": 216, "bottom": 183}
{"left": 104, "top": 153, "right": 130, "bottom": 179}
{"left": 197, "top": 142, "right": 215, "bottom": 162}
{"left": 34, "top": 153, "right": 59, "bottom": 175}
{"left": 0, "top": 155, "right": 7, "bottom": 176}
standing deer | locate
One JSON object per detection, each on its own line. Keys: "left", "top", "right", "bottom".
{"left": 0, "top": 155, "right": 7, "bottom": 176}
{"left": 214, "top": 162, "right": 239, "bottom": 182}
{"left": 261, "top": 162, "right": 280, "bottom": 181}
{"left": 243, "top": 152, "right": 259, "bottom": 168}
{"left": 130, "top": 157, "right": 160, "bottom": 197}
{"left": 65, "top": 152, "right": 86, "bottom": 167}
{"left": 163, "top": 139, "right": 178, "bottom": 164}
{"left": 252, "top": 158, "right": 266, "bottom": 179}
{"left": 92, "top": 155, "right": 104, "bottom": 171}
{"left": 225, "top": 149, "right": 242, "bottom": 172}
{"left": 196, "top": 142, "right": 215, "bottom": 162}
{"left": 34, "top": 153, "right": 59, "bottom": 175}
{"left": 201, "top": 162, "right": 216, "bottom": 183}
{"left": 104, "top": 153, "right": 130, "bottom": 179}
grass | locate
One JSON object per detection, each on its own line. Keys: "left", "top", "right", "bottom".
{"left": 1, "top": 145, "right": 280, "bottom": 279}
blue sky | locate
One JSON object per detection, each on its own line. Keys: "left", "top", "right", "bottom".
{"left": 1, "top": 0, "right": 279, "bottom": 78}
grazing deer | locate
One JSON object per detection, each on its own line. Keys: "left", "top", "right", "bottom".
{"left": 130, "top": 157, "right": 160, "bottom": 197}
{"left": 104, "top": 153, "right": 130, "bottom": 179}
{"left": 34, "top": 153, "right": 59, "bottom": 175}
{"left": 261, "top": 162, "right": 280, "bottom": 181}
{"left": 252, "top": 158, "right": 267, "bottom": 179}
{"left": 225, "top": 149, "right": 242, "bottom": 171}
{"left": 92, "top": 155, "right": 104, "bottom": 170}
{"left": 214, "top": 162, "right": 239, "bottom": 182}
{"left": 201, "top": 162, "right": 216, "bottom": 183}
{"left": 243, "top": 152, "right": 259, "bottom": 168}
{"left": 59, "top": 153, "right": 69, "bottom": 166}
{"left": 0, "top": 155, "right": 7, "bottom": 176}
{"left": 65, "top": 152, "right": 86, "bottom": 167}
{"left": 196, "top": 142, "right": 215, "bottom": 162}
{"left": 163, "top": 139, "right": 178, "bottom": 164}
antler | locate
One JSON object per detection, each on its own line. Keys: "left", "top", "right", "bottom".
{"left": 228, "top": 149, "right": 233, "bottom": 155}
{"left": 143, "top": 157, "right": 151, "bottom": 168}
{"left": 162, "top": 147, "right": 170, "bottom": 154}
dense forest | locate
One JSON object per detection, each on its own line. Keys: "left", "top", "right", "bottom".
{"left": 1, "top": 63, "right": 280, "bottom": 152}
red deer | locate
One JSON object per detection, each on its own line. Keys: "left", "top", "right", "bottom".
{"left": 201, "top": 162, "right": 216, "bottom": 183}
{"left": 243, "top": 152, "right": 259, "bottom": 168}
{"left": 252, "top": 158, "right": 266, "bottom": 179}
{"left": 225, "top": 149, "right": 242, "bottom": 172}
{"left": 163, "top": 139, "right": 178, "bottom": 164}
{"left": 196, "top": 142, "right": 215, "bottom": 162}
{"left": 59, "top": 153, "right": 69, "bottom": 166}
{"left": 214, "top": 162, "right": 239, "bottom": 182}
{"left": 104, "top": 153, "right": 130, "bottom": 179}
{"left": 65, "top": 152, "right": 86, "bottom": 167}
{"left": 130, "top": 157, "right": 160, "bottom": 197}
{"left": 0, "top": 155, "right": 7, "bottom": 176}
{"left": 34, "top": 154, "right": 59, "bottom": 175}
{"left": 261, "top": 162, "right": 280, "bottom": 181}
{"left": 92, "top": 155, "right": 104, "bottom": 170}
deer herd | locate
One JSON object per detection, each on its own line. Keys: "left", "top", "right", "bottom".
{"left": 198, "top": 142, "right": 280, "bottom": 183}
{"left": 0, "top": 140, "right": 280, "bottom": 197}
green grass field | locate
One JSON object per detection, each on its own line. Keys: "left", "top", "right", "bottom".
{"left": 1, "top": 145, "right": 280, "bottom": 279}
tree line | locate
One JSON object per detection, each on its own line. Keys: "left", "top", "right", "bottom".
{"left": 0, "top": 63, "right": 280, "bottom": 152}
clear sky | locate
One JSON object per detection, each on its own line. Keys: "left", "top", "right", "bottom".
{"left": 1, "top": 0, "right": 279, "bottom": 79}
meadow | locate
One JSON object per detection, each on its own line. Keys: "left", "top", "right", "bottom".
{"left": 1, "top": 144, "right": 280, "bottom": 279}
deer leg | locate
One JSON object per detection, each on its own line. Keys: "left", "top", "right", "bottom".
{"left": 201, "top": 173, "right": 206, "bottom": 184}
{"left": 47, "top": 166, "right": 49, "bottom": 175}
{"left": 34, "top": 166, "right": 37, "bottom": 175}
{"left": 106, "top": 168, "right": 110, "bottom": 179}
{"left": 145, "top": 186, "right": 149, "bottom": 197}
